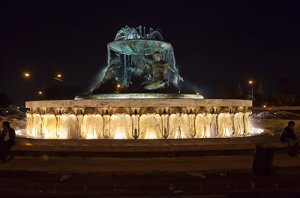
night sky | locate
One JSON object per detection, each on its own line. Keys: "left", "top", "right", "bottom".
{"left": 2, "top": 0, "right": 300, "bottom": 105}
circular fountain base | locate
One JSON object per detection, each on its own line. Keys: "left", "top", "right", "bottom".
{"left": 16, "top": 134, "right": 272, "bottom": 157}
{"left": 75, "top": 93, "right": 204, "bottom": 100}
{"left": 25, "top": 94, "right": 254, "bottom": 140}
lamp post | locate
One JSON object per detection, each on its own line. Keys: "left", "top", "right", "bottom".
{"left": 42, "top": 73, "right": 64, "bottom": 100}
{"left": 23, "top": 72, "right": 64, "bottom": 100}
{"left": 248, "top": 80, "right": 254, "bottom": 101}
{"left": 37, "top": 90, "right": 43, "bottom": 97}
{"left": 54, "top": 73, "right": 63, "bottom": 81}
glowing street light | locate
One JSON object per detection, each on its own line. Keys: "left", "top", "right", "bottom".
{"left": 116, "top": 83, "right": 122, "bottom": 89}
{"left": 248, "top": 80, "right": 254, "bottom": 101}
{"left": 115, "top": 83, "right": 123, "bottom": 93}
{"left": 23, "top": 71, "right": 66, "bottom": 100}
{"left": 23, "top": 72, "right": 31, "bottom": 79}
{"left": 53, "top": 73, "right": 64, "bottom": 83}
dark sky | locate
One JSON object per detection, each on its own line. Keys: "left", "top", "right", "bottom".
{"left": 2, "top": 0, "right": 300, "bottom": 105}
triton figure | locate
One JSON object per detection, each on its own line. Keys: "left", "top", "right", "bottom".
{"left": 143, "top": 51, "right": 183, "bottom": 90}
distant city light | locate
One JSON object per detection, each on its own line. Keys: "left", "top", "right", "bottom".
{"left": 263, "top": 105, "right": 267, "bottom": 108}
{"left": 56, "top": 73, "right": 62, "bottom": 78}
{"left": 248, "top": 80, "right": 254, "bottom": 85}
{"left": 38, "top": 91, "right": 43, "bottom": 95}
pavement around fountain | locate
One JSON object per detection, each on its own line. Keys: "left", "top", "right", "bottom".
{"left": 1, "top": 133, "right": 300, "bottom": 197}
{"left": 0, "top": 165, "right": 300, "bottom": 197}
{"left": 1, "top": 133, "right": 298, "bottom": 173}
{"left": 1, "top": 145, "right": 300, "bottom": 197}
{"left": 1, "top": 152, "right": 300, "bottom": 173}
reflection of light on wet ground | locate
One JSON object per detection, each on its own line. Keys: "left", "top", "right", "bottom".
{"left": 22, "top": 142, "right": 33, "bottom": 146}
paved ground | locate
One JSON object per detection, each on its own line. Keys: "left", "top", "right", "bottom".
{"left": 1, "top": 154, "right": 300, "bottom": 197}
{"left": 1, "top": 169, "right": 300, "bottom": 197}
{"left": 1, "top": 154, "right": 300, "bottom": 173}
{"left": 0, "top": 134, "right": 299, "bottom": 197}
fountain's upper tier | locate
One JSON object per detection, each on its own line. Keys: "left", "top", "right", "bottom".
{"left": 91, "top": 26, "right": 181, "bottom": 93}
{"left": 108, "top": 40, "right": 172, "bottom": 55}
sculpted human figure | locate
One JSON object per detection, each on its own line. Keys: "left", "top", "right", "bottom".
{"left": 94, "top": 51, "right": 183, "bottom": 92}
{"left": 144, "top": 51, "right": 183, "bottom": 90}
{"left": 94, "top": 54, "right": 122, "bottom": 90}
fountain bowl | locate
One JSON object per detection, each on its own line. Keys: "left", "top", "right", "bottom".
{"left": 107, "top": 40, "right": 173, "bottom": 55}
{"left": 25, "top": 94, "right": 254, "bottom": 140}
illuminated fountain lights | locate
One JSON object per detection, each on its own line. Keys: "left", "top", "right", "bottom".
{"left": 25, "top": 95, "right": 257, "bottom": 139}
{"left": 25, "top": 26, "right": 262, "bottom": 139}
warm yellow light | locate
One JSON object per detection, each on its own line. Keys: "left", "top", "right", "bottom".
{"left": 38, "top": 91, "right": 43, "bottom": 95}
{"left": 248, "top": 80, "right": 254, "bottom": 85}
{"left": 23, "top": 142, "right": 33, "bottom": 146}
{"left": 116, "top": 83, "right": 122, "bottom": 89}
{"left": 113, "top": 130, "right": 125, "bottom": 139}
{"left": 263, "top": 105, "right": 267, "bottom": 108}
{"left": 56, "top": 74, "right": 62, "bottom": 78}
{"left": 196, "top": 92, "right": 200, "bottom": 95}
{"left": 23, "top": 72, "right": 31, "bottom": 78}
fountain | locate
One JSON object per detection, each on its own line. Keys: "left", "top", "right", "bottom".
{"left": 25, "top": 26, "right": 257, "bottom": 139}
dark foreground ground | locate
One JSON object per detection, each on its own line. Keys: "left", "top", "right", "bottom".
{"left": 1, "top": 168, "right": 300, "bottom": 198}
{"left": 1, "top": 154, "right": 300, "bottom": 198}
{"left": 1, "top": 135, "right": 300, "bottom": 197}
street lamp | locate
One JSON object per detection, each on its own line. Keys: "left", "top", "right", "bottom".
{"left": 116, "top": 83, "right": 122, "bottom": 89}
{"left": 248, "top": 80, "right": 254, "bottom": 101}
{"left": 23, "top": 72, "right": 65, "bottom": 100}
{"left": 42, "top": 73, "right": 64, "bottom": 100}
{"left": 23, "top": 72, "right": 31, "bottom": 79}
{"left": 115, "top": 83, "right": 123, "bottom": 93}
{"left": 263, "top": 104, "right": 267, "bottom": 108}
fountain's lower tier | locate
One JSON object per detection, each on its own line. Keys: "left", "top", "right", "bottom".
{"left": 25, "top": 94, "right": 256, "bottom": 139}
